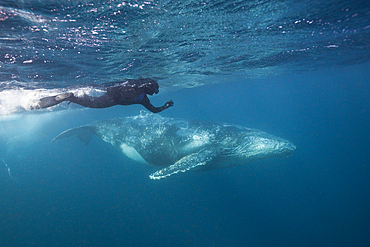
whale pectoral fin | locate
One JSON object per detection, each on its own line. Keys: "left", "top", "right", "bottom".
{"left": 149, "top": 148, "right": 216, "bottom": 180}
{"left": 51, "top": 126, "right": 97, "bottom": 146}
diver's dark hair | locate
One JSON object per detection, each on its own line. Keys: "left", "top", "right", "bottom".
{"left": 136, "top": 78, "right": 159, "bottom": 94}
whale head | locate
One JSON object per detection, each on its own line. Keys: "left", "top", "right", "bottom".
{"left": 241, "top": 133, "right": 296, "bottom": 160}
{"left": 228, "top": 130, "right": 296, "bottom": 162}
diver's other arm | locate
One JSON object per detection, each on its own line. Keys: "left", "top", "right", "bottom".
{"left": 141, "top": 96, "right": 174, "bottom": 113}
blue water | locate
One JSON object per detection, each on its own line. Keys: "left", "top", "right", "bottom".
{"left": 1, "top": 0, "right": 370, "bottom": 246}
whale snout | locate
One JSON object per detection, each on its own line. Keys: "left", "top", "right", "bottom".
{"left": 284, "top": 141, "right": 296, "bottom": 155}
{"left": 272, "top": 137, "right": 296, "bottom": 156}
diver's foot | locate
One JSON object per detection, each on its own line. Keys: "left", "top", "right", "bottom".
{"left": 55, "top": 92, "right": 74, "bottom": 101}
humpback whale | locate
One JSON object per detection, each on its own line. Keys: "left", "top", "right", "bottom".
{"left": 52, "top": 111, "right": 296, "bottom": 179}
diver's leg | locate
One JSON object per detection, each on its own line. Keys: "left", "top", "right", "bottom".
{"left": 68, "top": 93, "right": 115, "bottom": 108}
{"left": 31, "top": 93, "right": 73, "bottom": 109}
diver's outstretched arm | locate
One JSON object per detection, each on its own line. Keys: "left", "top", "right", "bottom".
{"left": 141, "top": 95, "right": 173, "bottom": 113}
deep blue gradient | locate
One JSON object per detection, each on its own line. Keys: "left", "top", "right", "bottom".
{"left": 1, "top": 66, "right": 369, "bottom": 247}
{"left": 1, "top": 1, "right": 370, "bottom": 247}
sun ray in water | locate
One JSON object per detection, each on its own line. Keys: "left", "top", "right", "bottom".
{"left": 1, "top": 158, "right": 13, "bottom": 179}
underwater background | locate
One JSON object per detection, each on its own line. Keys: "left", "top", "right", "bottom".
{"left": 1, "top": 0, "right": 370, "bottom": 246}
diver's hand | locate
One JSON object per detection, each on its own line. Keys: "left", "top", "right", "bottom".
{"left": 164, "top": 100, "right": 174, "bottom": 109}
